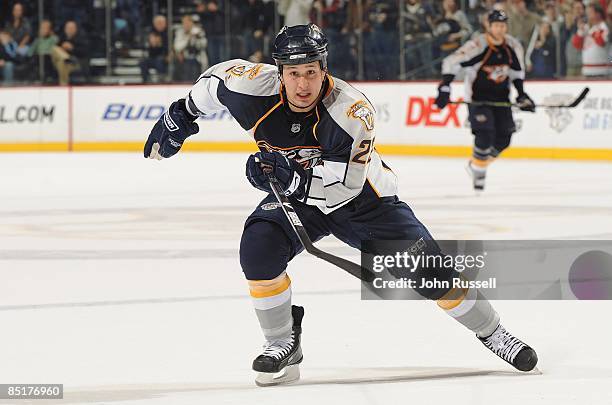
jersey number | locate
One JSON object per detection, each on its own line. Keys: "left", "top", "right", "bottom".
{"left": 352, "top": 140, "right": 372, "bottom": 165}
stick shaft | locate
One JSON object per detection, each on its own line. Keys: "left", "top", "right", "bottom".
{"left": 267, "top": 175, "right": 375, "bottom": 282}
{"left": 449, "top": 87, "right": 590, "bottom": 109}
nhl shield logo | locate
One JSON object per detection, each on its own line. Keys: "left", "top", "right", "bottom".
{"left": 291, "top": 123, "right": 301, "bottom": 133}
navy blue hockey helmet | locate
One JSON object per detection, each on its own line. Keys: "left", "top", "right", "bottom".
{"left": 272, "top": 24, "right": 328, "bottom": 70}
{"left": 488, "top": 9, "right": 509, "bottom": 24}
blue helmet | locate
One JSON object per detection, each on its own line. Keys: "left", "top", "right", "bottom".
{"left": 488, "top": 9, "right": 509, "bottom": 24}
{"left": 272, "top": 24, "right": 328, "bottom": 70}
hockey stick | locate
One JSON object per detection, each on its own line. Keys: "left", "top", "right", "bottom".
{"left": 264, "top": 170, "right": 376, "bottom": 283}
{"left": 450, "top": 87, "right": 590, "bottom": 109}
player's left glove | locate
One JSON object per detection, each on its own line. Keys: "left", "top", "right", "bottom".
{"left": 143, "top": 99, "right": 199, "bottom": 160}
{"left": 435, "top": 84, "right": 451, "bottom": 109}
{"left": 246, "top": 151, "right": 307, "bottom": 198}
{"left": 516, "top": 92, "right": 536, "bottom": 112}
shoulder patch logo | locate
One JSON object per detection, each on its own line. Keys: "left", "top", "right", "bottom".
{"left": 226, "top": 63, "right": 263, "bottom": 80}
{"left": 347, "top": 100, "right": 374, "bottom": 131}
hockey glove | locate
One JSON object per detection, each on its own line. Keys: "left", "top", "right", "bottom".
{"left": 144, "top": 99, "right": 199, "bottom": 160}
{"left": 246, "top": 151, "right": 307, "bottom": 198}
{"left": 516, "top": 93, "right": 536, "bottom": 113}
{"left": 435, "top": 84, "right": 451, "bottom": 109}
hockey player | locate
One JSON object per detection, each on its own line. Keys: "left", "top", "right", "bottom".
{"left": 144, "top": 23, "right": 538, "bottom": 386}
{"left": 435, "top": 10, "right": 536, "bottom": 191}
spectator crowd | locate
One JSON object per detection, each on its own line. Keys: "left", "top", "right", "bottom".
{"left": 0, "top": 0, "right": 610, "bottom": 86}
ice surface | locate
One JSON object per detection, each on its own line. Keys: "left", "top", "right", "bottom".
{"left": 1, "top": 153, "right": 611, "bottom": 404}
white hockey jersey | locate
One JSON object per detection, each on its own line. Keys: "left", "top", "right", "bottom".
{"left": 442, "top": 34, "right": 525, "bottom": 102}
{"left": 184, "top": 59, "right": 398, "bottom": 214}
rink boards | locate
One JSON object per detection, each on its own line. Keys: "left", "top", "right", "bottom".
{"left": 0, "top": 80, "right": 610, "bottom": 160}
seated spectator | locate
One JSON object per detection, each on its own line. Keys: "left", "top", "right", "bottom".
{"left": 607, "top": 1, "right": 612, "bottom": 43}
{"left": 467, "top": 0, "right": 496, "bottom": 28}
{"left": 53, "top": 0, "right": 89, "bottom": 30}
{"left": 529, "top": 21, "right": 557, "bottom": 78}
{"left": 402, "top": 0, "right": 435, "bottom": 78}
{"left": 0, "top": 30, "right": 18, "bottom": 85}
{"left": 571, "top": 3, "right": 610, "bottom": 77}
{"left": 27, "top": 19, "right": 58, "bottom": 81}
{"left": 140, "top": 15, "right": 168, "bottom": 83}
{"left": 508, "top": 0, "right": 541, "bottom": 48}
{"left": 311, "top": 0, "right": 351, "bottom": 78}
{"left": 4, "top": 2, "right": 31, "bottom": 57}
{"left": 174, "top": 15, "right": 208, "bottom": 82}
{"left": 364, "top": 0, "right": 398, "bottom": 80}
{"left": 278, "top": 0, "right": 313, "bottom": 26}
{"left": 240, "top": 0, "right": 272, "bottom": 61}
{"left": 432, "top": 0, "right": 472, "bottom": 61}
{"left": 470, "top": 11, "right": 489, "bottom": 39}
{"left": 197, "top": 0, "right": 225, "bottom": 66}
{"left": 114, "top": 0, "right": 142, "bottom": 47}
{"left": 562, "top": 0, "right": 585, "bottom": 77}
{"left": 51, "top": 20, "right": 90, "bottom": 85}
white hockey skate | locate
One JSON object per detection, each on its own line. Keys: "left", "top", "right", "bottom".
{"left": 479, "top": 324, "right": 538, "bottom": 371}
{"left": 253, "top": 305, "right": 304, "bottom": 387}
{"left": 466, "top": 160, "right": 486, "bottom": 192}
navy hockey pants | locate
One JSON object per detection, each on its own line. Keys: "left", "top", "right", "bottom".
{"left": 239, "top": 188, "right": 454, "bottom": 300}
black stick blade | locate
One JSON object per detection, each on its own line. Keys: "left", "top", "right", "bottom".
{"left": 569, "top": 87, "right": 589, "bottom": 107}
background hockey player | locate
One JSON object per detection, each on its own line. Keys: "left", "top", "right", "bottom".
{"left": 435, "top": 10, "right": 536, "bottom": 191}
{"left": 144, "top": 23, "right": 537, "bottom": 386}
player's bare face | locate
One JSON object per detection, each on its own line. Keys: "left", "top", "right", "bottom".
{"left": 488, "top": 22, "right": 507, "bottom": 44}
{"left": 282, "top": 63, "right": 326, "bottom": 112}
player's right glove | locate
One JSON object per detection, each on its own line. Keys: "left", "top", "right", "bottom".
{"left": 143, "top": 99, "right": 199, "bottom": 160}
{"left": 516, "top": 93, "right": 536, "bottom": 112}
{"left": 246, "top": 151, "right": 307, "bottom": 198}
{"left": 435, "top": 84, "right": 451, "bottom": 109}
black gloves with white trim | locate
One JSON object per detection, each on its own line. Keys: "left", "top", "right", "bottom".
{"left": 514, "top": 79, "right": 535, "bottom": 112}
{"left": 246, "top": 151, "right": 307, "bottom": 198}
{"left": 435, "top": 75, "right": 535, "bottom": 112}
{"left": 144, "top": 99, "right": 199, "bottom": 159}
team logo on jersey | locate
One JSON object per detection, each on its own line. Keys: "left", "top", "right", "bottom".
{"left": 226, "top": 63, "right": 263, "bottom": 80}
{"left": 347, "top": 100, "right": 374, "bottom": 131}
{"left": 261, "top": 202, "right": 282, "bottom": 211}
{"left": 291, "top": 123, "right": 301, "bottom": 133}
{"left": 256, "top": 141, "right": 323, "bottom": 169}
{"left": 481, "top": 65, "right": 510, "bottom": 84}
{"left": 543, "top": 94, "right": 574, "bottom": 133}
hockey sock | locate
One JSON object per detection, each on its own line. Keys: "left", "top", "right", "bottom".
{"left": 248, "top": 271, "right": 293, "bottom": 341}
{"left": 437, "top": 284, "right": 499, "bottom": 338}
{"left": 472, "top": 145, "right": 492, "bottom": 162}
{"left": 470, "top": 157, "right": 489, "bottom": 173}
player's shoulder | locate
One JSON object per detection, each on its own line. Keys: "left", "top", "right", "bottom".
{"left": 321, "top": 76, "right": 375, "bottom": 135}
{"left": 457, "top": 33, "right": 488, "bottom": 55}
{"left": 202, "top": 59, "right": 280, "bottom": 97}
{"left": 469, "top": 33, "right": 490, "bottom": 49}
{"left": 504, "top": 35, "right": 523, "bottom": 50}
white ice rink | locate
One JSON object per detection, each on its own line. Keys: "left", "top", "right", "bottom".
{"left": 1, "top": 153, "right": 612, "bottom": 405}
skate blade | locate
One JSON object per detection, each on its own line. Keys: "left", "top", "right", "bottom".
{"left": 255, "top": 364, "right": 300, "bottom": 387}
